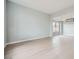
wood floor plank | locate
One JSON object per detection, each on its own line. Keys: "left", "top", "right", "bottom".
{"left": 5, "top": 37, "right": 74, "bottom": 59}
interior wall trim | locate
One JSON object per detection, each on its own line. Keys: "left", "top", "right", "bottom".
{"left": 5, "top": 34, "right": 51, "bottom": 46}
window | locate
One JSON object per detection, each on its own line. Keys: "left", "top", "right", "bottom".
{"left": 52, "top": 21, "right": 63, "bottom": 36}
{"left": 52, "top": 22, "right": 60, "bottom": 32}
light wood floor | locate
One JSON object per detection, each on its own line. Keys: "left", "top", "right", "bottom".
{"left": 5, "top": 37, "right": 74, "bottom": 59}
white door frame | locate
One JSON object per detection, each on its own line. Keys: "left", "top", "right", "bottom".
{"left": 50, "top": 20, "right": 63, "bottom": 37}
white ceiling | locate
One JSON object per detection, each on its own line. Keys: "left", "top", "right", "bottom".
{"left": 8, "top": 0, "right": 74, "bottom": 14}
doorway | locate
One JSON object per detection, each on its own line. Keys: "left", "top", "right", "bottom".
{"left": 52, "top": 21, "right": 63, "bottom": 36}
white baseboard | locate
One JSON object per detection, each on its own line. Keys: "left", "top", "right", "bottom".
{"left": 6, "top": 34, "right": 50, "bottom": 45}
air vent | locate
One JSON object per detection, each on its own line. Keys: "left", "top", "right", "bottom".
{"left": 65, "top": 18, "right": 74, "bottom": 22}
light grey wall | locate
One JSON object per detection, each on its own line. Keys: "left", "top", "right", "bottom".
{"left": 4, "top": 0, "right": 8, "bottom": 44}
{"left": 63, "top": 22, "right": 74, "bottom": 36}
{"left": 7, "top": 1, "right": 50, "bottom": 43}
